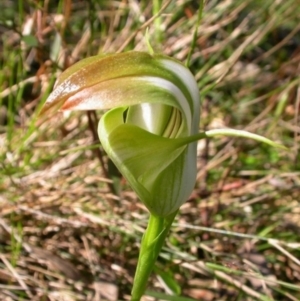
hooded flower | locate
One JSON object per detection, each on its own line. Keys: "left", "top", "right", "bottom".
{"left": 41, "top": 51, "right": 283, "bottom": 216}
{"left": 41, "top": 52, "right": 200, "bottom": 217}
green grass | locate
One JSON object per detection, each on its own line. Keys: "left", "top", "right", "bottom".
{"left": 0, "top": 0, "right": 299, "bottom": 300}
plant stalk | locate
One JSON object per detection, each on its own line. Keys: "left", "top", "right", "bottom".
{"left": 153, "top": 0, "right": 163, "bottom": 44}
{"left": 131, "top": 210, "right": 178, "bottom": 301}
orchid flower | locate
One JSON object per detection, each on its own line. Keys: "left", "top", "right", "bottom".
{"left": 40, "top": 51, "right": 283, "bottom": 301}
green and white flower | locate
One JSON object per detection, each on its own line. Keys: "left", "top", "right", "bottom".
{"left": 40, "top": 51, "right": 284, "bottom": 301}
{"left": 42, "top": 51, "right": 201, "bottom": 217}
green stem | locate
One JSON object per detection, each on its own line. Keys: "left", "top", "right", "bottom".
{"left": 186, "top": 0, "right": 204, "bottom": 68}
{"left": 153, "top": 0, "right": 163, "bottom": 43}
{"left": 131, "top": 210, "right": 178, "bottom": 301}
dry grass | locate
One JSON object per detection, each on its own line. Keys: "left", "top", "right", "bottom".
{"left": 0, "top": 0, "right": 300, "bottom": 300}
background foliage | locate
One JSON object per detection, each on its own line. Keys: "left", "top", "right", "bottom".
{"left": 0, "top": 0, "right": 299, "bottom": 300}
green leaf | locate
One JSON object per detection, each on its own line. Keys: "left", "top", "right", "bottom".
{"left": 22, "top": 35, "right": 38, "bottom": 47}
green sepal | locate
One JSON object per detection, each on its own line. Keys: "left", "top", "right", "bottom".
{"left": 99, "top": 107, "right": 188, "bottom": 216}
{"left": 99, "top": 107, "right": 285, "bottom": 216}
